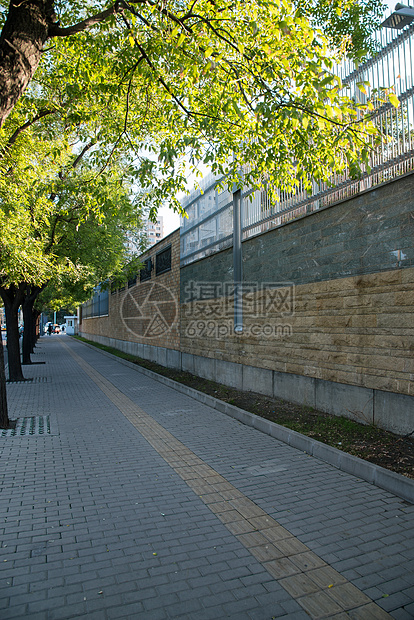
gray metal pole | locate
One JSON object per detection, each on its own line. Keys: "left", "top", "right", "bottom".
{"left": 233, "top": 188, "right": 243, "bottom": 333}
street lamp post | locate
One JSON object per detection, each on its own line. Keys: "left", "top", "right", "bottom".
{"left": 381, "top": 3, "right": 414, "bottom": 29}
{"left": 233, "top": 187, "right": 243, "bottom": 334}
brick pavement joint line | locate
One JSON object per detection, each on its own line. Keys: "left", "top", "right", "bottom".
{"left": 60, "top": 339, "right": 392, "bottom": 620}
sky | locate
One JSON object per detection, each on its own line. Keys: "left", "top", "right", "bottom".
{"left": 161, "top": 0, "right": 408, "bottom": 236}
{"left": 159, "top": 203, "right": 181, "bottom": 236}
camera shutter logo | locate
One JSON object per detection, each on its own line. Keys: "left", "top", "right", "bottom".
{"left": 120, "top": 282, "right": 177, "bottom": 338}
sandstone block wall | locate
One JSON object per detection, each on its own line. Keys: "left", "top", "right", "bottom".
{"left": 181, "top": 267, "right": 414, "bottom": 398}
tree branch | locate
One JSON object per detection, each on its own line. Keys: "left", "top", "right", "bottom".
{"left": 48, "top": 0, "right": 186, "bottom": 39}
{"left": 51, "top": 142, "right": 95, "bottom": 200}
{"left": 48, "top": 2, "right": 127, "bottom": 37}
{"left": 72, "top": 143, "right": 95, "bottom": 170}
{"left": 0, "top": 109, "right": 56, "bottom": 160}
{"left": 44, "top": 215, "right": 60, "bottom": 254}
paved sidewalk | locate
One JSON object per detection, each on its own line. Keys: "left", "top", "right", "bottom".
{"left": 0, "top": 336, "right": 413, "bottom": 620}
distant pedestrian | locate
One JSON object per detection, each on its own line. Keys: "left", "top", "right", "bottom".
{"left": 47, "top": 324, "right": 53, "bottom": 336}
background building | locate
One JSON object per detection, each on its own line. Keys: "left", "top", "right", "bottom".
{"left": 145, "top": 216, "right": 164, "bottom": 247}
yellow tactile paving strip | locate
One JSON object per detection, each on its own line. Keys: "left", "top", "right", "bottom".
{"left": 63, "top": 341, "right": 391, "bottom": 620}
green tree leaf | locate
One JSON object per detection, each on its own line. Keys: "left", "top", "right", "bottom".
{"left": 389, "top": 93, "right": 400, "bottom": 108}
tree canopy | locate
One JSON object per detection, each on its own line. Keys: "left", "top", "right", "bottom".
{"left": 0, "top": 0, "right": 389, "bottom": 215}
{"left": 0, "top": 117, "right": 145, "bottom": 290}
{"left": 0, "top": 107, "right": 146, "bottom": 392}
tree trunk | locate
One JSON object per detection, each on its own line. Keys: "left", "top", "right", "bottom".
{"left": 22, "top": 300, "right": 34, "bottom": 365}
{"left": 33, "top": 308, "right": 40, "bottom": 348}
{"left": 0, "top": 1, "right": 56, "bottom": 127}
{"left": 0, "top": 335, "right": 10, "bottom": 428}
{"left": 0, "top": 283, "right": 26, "bottom": 381}
{"left": 22, "top": 286, "right": 43, "bottom": 363}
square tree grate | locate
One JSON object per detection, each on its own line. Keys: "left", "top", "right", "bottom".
{"left": 0, "top": 416, "right": 51, "bottom": 437}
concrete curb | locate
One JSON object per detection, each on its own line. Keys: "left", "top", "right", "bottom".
{"left": 77, "top": 339, "right": 414, "bottom": 505}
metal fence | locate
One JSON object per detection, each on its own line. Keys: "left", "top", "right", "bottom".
{"left": 180, "top": 19, "right": 414, "bottom": 266}
{"left": 82, "top": 286, "right": 109, "bottom": 319}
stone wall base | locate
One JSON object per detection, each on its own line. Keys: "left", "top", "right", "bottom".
{"left": 81, "top": 334, "right": 413, "bottom": 436}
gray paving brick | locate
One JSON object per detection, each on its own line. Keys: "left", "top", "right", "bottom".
{"left": 248, "top": 602, "right": 292, "bottom": 619}
{"left": 168, "top": 597, "right": 206, "bottom": 616}
{"left": 84, "top": 596, "right": 112, "bottom": 614}
{"left": 143, "top": 592, "right": 180, "bottom": 611}
{"left": 105, "top": 600, "right": 144, "bottom": 618}
{"left": 379, "top": 592, "right": 413, "bottom": 612}
{"left": 391, "top": 608, "right": 414, "bottom": 620}
{"left": 352, "top": 574, "right": 387, "bottom": 591}
{"left": 381, "top": 577, "right": 414, "bottom": 595}
{"left": 401, "top": 585, "right": 414, "bottom": 601}
{"left": 134, "top": 573, "right": 171, "bottom": 588}
{"left": 2, "top": 600, "right": 29, "bottom": 618}
{"left": 193, "top": 607, "right": 232, "bottom": 620}
{"left": 82, "top": 612, "right": 110, "bottom": 620}
{"left": 177, "top": 586, "right": 213, "bottom": 601}
{"left": 342, "top": 568, "right": 363, "bottom": 581}
{"left": 203, "top": 589, "right": 238, "bottom": 607}
{"left": 12, "top": 570, "right": 48, "bottom": 587}
{"left": 222, "top": 596, "right": 260, "bottom": 614}
{"left": 240, "top": 571, "right": 275, "bottom": 587}
{"left": 402, "top": 547, "right": 414, "bottom": 560}
{"left": 279, "top": 597, "right": 309, "bottom": 614}
{"left": 381, "top": 543, "right": 411, "bottom": 556}
{"left": 0, "top": 596, "right": 10, "bottom": 611}
{"left": 17, "top": 588, "right": 50, "bottom": 606}
{"left": 26, "top": 596, "right": 69, "bottom": 615}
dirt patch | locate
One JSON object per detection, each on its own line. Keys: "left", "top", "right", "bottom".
{"left": 76, "top": 337, "right": 414, "bottom": 480}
